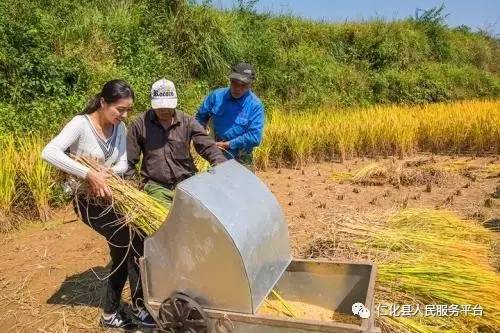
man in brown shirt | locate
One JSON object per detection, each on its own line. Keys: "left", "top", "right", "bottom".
{"left": 127, "top": 79, "right": 226, "bottom": 207}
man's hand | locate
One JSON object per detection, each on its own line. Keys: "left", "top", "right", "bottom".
{"left": 216, "top": 141, "right": 230, "bottom": 150}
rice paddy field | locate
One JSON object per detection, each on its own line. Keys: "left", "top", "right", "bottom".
{"left": 0, "top": 100, "right": 499, "bottom": 332}
{"left": 254, "top": 99, "right": 500, "bottom": 169}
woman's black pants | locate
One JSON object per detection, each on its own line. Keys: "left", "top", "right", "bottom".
{"left": 73, "top": 197, "right": 145, "bottom": 313}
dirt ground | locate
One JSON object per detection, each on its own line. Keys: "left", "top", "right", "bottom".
{"left": 1, "top": 154, "right": 498, "bottom": 332}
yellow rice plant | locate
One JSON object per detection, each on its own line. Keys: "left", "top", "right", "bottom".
{"left": 337, "top": 209, "right": 499, "bottom": 333}
{"left": 255, "top": 100, "right": 500, "bottom": 168}
{"left": 316, "top": 113, "right": 338, "bottom": 161}
{"left": 416, "top": 100, "right": 499, "bottom": 153}
{"left": 290, "top": 118, "right": 317, "bottom": 168}
{"left": 0, "top": 135, "right": 17, "bottom": 228}
{"left": 18, "top": 136, "right": 54, "bottom": 221}
{"left": 256, "top": 111, "right": 294, "bottom": 168}
{"left": 253, "top": 144, "right": 272, "bottom": 171}
{"left": 335, "top": 116, "right": 358, "bottom": 162}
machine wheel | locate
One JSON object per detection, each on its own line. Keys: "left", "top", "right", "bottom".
{"left": 158, "top": 293, "right": 208, "bottom": 333}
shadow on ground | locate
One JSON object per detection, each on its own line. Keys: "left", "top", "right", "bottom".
{"left": 47, "top": 265, "right": 108, "bottom": 308}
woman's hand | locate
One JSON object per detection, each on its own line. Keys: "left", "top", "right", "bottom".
{"left": 86, "top": 170, "right": 112, "bottom": 199}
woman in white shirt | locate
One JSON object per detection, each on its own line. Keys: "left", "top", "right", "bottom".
{"left": 42, "top": 80, "right": 155, "bottom": 329}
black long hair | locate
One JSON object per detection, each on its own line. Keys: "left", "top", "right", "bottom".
{"left": 81, "top": 79, "right": 135, "bottom": 115}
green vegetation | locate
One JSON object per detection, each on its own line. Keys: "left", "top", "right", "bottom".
{"left": 0, "top": 0, "right": 498, "bottom": 135}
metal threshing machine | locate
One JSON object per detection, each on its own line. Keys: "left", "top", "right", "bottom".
{"left": 139, "top": 160, "right": 377, "bottom": 333}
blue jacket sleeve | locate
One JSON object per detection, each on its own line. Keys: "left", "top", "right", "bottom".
{"left": 229, "top": 104, "right": 265, "bottom": 151}
{"left": 195, "top": 92, "right": 214, "bottom": 127}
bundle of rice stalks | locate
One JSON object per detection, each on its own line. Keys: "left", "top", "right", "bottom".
{"left": 76, "top": 156, "right": 169, "bottom": 236}
{"left": 434, "top": 160, "right": 473, "bottom": 173}
{"left": 433, "top": 161, "right": 482, "bottom": 180}
{"left": 485, "top": 164, "right": 500, "bottom": 178}
{"left": 333, "top": 160, "right": 448, "bottom": 186}
{"left": 380, "top": 211, "right": 499, "bottom": 332}
{"left": 352, "top": 161, "right": 401, "bottom": 186}
{"left": 404, "top": 157, "right": 435, "bottom": 168}
{"left": 330, "top": 171, "right": 354, "bottom": 182}
{"left": 313, "top": 209, "right": 499, "bottom": 332}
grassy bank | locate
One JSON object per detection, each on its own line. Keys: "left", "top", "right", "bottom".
{"left": 0, "top": 0, "right": 499, "bottom": 136}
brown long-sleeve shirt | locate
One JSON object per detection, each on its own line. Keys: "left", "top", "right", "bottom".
{"left": 127, "top": 109, "right": 226, "bottom": 187}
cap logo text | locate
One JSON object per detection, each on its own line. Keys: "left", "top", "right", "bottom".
{"left": 153, "top": 90, "right": 175, "bottom": 97}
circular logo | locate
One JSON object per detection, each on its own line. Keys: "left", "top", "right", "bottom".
{"left": 352, "top": 302, "right": 371, "bottom": 319}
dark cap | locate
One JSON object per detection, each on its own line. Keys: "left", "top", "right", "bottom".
{"left": 229, "top": 63, "right": 255, "bottom": 84}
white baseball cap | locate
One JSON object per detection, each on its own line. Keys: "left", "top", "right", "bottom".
{"left": 151, "top": 78, "right": 178, "bottom": 109}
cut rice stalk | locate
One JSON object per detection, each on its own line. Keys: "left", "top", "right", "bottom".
{"left": 75, "top": 156, "right": 169, "bottom": 236}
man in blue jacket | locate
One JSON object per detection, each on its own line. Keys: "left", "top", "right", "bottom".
{"left": 195, "top": 63, "right": 265, "bottom": 170}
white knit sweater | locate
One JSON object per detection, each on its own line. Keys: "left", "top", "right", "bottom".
{"left": 41, "top": 115, "right": 128, "bottom": 179}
